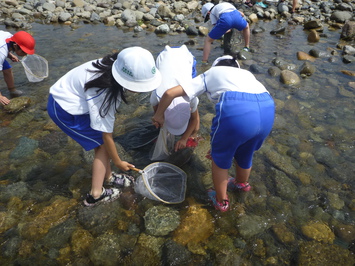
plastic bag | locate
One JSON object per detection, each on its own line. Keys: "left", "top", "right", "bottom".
{"left": 149, "top": 126, "right": 175, "bottom": 161}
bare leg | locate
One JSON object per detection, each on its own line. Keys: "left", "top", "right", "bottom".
{"left": 292, "top": 0, "right": 298, "bottom": 12}
{"left": 203, "top": 36, "right": 214, "bottom": 62}
{"left": 212, "top": 160, "right": 229, "bottom": 202}
{"left": 235, "top": 163, "right": 251, "bottom": 184}
{"left": 91, "top": 145, "right": 110, "bottom": 198}
{"left": 242, "top": 24, "right": 250, "bottom": 48}
{"left": 3, "top": 68, "right": 15, "bottom": 90}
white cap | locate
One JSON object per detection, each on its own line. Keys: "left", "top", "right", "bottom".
{"left": 164, "top": 97, "right": 191, "bottom": 136}
{"left": 212, "top": 55, "right": 240, "bottom": 68}
{"left": 201, "top": 3, "right": 214, "bottom": 21}
{"left": 112, "top": 46, "right": 162, "bottom": 92}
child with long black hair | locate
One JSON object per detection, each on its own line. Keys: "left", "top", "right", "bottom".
{"left": 47, "top": 47, "right": 161, "bottom": 206}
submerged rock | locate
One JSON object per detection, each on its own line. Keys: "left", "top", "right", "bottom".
{"left": 144, "top": 205, "right": 180, "bottom": 236}
{"left": 3, "top": 97, "right": 31, "bottom": 113}
{"left": 301, "top": 221, "right": 335, "bottom": 243}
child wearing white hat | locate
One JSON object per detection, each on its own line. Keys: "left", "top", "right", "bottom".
{"left": 152, "top": 55, "right": 275, "bottom": 212}
{"left": 201, "top": 2, "right": 250, "bottom": 64}
{"left": 47, "top": 47, "right": 162, "bottom": 206}
{"left": 150, "top": 45, "right": 200, "bottom": 160}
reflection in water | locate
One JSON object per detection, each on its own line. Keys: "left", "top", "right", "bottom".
{"left": 0, "top": 21, "right": 355, "bottom": 264}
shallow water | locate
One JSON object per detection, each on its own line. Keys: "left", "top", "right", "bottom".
{"left": 1, "top": 17, "right": 355, "bottom": 265}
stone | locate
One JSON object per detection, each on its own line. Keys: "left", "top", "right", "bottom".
{"left": 301, "top": 222, "right": 335, "bottom": 243}
{"left": 307, "top": 29, "right": 320, "bottom": 43}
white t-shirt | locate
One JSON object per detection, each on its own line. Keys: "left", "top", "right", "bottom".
{"left": 150, "top": 45, "right": 199, "bottom": 113}
{"left": 210, "top": 2, "right": 236, "bottom": 25}
{"left": 49, "top": 59, "right": 121, "bottom": 133}
{"left": 180, "top": 66, "right": 269, "bottom": 104}
{"left": 0, "top": 31, "right": 12, "bottom": 71}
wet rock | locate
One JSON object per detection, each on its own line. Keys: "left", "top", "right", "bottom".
{"left": 123, "top": 244, "right": 161, "bottom": 265}
{"left": 307, "top": 29, "right": 320, "bottom": 42}
{"left": 173, "top": 204, "right": 214, "bottom": 245}
{"left": 300, "top": 61, "right": 316, "bottom": 76}
{"left": 343, "top": 45, "right": 355, "bottom": 55}
{"left": 88, "top": 233, "right": 122, "bottom": 266}
{"left": 162, "top": 239, "right": 191, "bottom": 265}
{"left": 237, "top": 214, "right": 271, "bottom": 238}
{"left": 309, "top": 48, "right": 331, "bottom": 58}
{"left": 38, "top": 131, "right": 68, "bottom": 155}
{"left": 144, "top": 205, "right": 180, "bottom": 236}
{"left": 10, "top": 136, "right": 38, "bottom": 159}
{"left": 341, "top": 70, "right": 355, "bottom": 77}
{"left": 340, "top": 21, "right": 355, "bottom": 41}
{"left": 249, "top": 64, "right": 267, "bottom": 74}
{"left": 334, "top": 224, "right": 355, "bottom": 244}
{"left": 280, "top": 70, "right": 300, "bottom": 85}
{"left": 272, "top": 223, "right": 296, "bottom": 244}
{"left": 71, "top": 228, "right": 94, "bottom": 257}
{"left": 270, "top": 26, "right": 285, "bottom": 35}
{"left": 314, "top": 146, "right": 339, "bottom": 168}
{"left": 268, "top": 66, "right": 281, "bottom": 76}
{"left": 297, "top": 51, "right": 316, "bottom": 61}
{"left": 301, "top": 221, "right": 335, "bottom": 243}
{"left": 272, "top": 167, "right": 298, "bottom": 201}
{"left": 342, "top": 55, "right": 355, "bottom": 64}
{"left": 304, "top": 19, "right": 322, "bottom": 30}
{"left": 18, "top": 196, "right": 77, "bottom": 240}
{"left": 298, "top": 241, "right": 355, "bottom": 265}
{"left": 3, "top": 96, "right": 31, "bottom": 113}
{"left": 326, "top": 192, "right": 344, "bottom": 210}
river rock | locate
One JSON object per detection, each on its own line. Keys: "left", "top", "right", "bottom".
{"left": 298, "top": 241, "right": 355, "bottom": 265}
{"left": 88, "top": 233, "right": 122, "bottom": 266}
{"left": 144, "top": 205, "right": 180, "bottom": 236}
{"left": 71, "top": 228, "right": 94, "bottom": 257}
{"left": 280, "top": 69, "right": 300, "bottom": 85}
{"left": 307, "top": 29, "right": 320, "bottom": 42}
{"left": 173, "top": 204, "right": 214, "bottom": 246}
{"left": 237, "top": 214, "right": 271, "bottom": 238}
{"left": 304, "top": 19, "right": 322, "bottom": 30}
{"left": 300, "top": 61, "right": 316, "bottom": 76}
{"left": 301, "top": 221, "right": 335, "bottom": 243}
{"left": 3, "top": 96, "right": 31, "bottom": 113}
{"left": 297, "top": 51, "right": 316, "bottom": 61}
{"left": 341, "top": 21, "right": 355, "bottom": 41}
{"left": 330, "top": 11, "right": 353, "bottom": 23}
{"left": 272, "top": 223, "right": 296, "bottom": 244}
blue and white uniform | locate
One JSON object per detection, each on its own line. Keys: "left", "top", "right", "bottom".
{"left": 208, "top": 2, "right": 247, "bottom": 40}
{"left": 180, "top": 66, "right": 275, "bottom": 169}
{"left": 0, "top": 31, "right": 13, "bottom": 71}
{"left": 47, "top": 59, "right": 121, "bottom": 151}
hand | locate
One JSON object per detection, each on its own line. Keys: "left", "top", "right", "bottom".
{"left": 8, "top": 53, "right": 19, "bottom": 62}
{"left": 174, "top": 138, "right": 188, "bottom": 152}
{"left": 0, "top": 95, "right": 10, "bottom": 105}
{"left": 116, "top": 161, "right": 136, "bottom": 172}
{"left": 151, "top": 115, "right": 164, "bottom": 128}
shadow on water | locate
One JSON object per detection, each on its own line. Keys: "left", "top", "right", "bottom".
{"left": 1, "top": 18, "right": 355, "bottom": 265}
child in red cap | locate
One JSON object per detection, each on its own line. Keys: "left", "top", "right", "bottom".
{"left": 0, "top": 30, "right": 36, "bottom": 105}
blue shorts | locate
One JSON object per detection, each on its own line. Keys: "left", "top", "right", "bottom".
{"left": 47, "top": 94, "right": 104, "bottom": 151}
{"left": 209, "top": 10, "right": 248, "bottom": 40}
{"left": 2, "top": 60, "right": 11, "bottom": 70}
{"left": 210, "top": 91, "right": 275, "bottom": 169}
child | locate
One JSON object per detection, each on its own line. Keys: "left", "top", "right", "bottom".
{"left": 201, "top": 2, "right": 250, "bottom": 64}
{"left": 150, "top": 45, "right": 199, "bottom": 159}
{"left": 47, "top": 47, "right": 162, "bottom": 206}
{"left": 0, "top": 31, "right": 36, "bottom": 105}
{"left": 152, "top": 55, "right": 275, "bottom": 212}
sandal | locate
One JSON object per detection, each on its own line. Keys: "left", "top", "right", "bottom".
{"left": 227, "top": 177, "right": 251, "bottom": 192}
{"left": 208, "top": 189, "right": 229, "bottom": 212}
{"left": 106, "top": 172, "right": 134, "bottom": 188}
{"left": 83, "top": 187, "right": 120, "bottom": 207}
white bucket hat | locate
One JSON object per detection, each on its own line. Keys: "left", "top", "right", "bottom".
{"left": 201, "top": 3, "right": 214, "bottom": 22}
{"left": 212, "top": 55, "right": 240, "bottom": 68}
{"left": 164, "top": 97, "right": 191, "bottom": 136}
{"left": 112, "top": 47, "right": 162, "bottom": 92}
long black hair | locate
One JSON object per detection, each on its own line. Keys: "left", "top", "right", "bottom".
{"left": 84, "top": 53, "right": 127, "bottom": 117}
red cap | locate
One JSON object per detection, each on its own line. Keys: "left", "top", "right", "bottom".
{"left": 6, "top": 31, "right": 36, "bottom": 55}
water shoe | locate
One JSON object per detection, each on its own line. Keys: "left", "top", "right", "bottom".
{"left": 106, "top": 172, "right": 134, "bottom": 188}
{"left": 208, "top": 189, "right": 229, "bottom": 212}
{"left": 83, "top": 187, "right": 120, "bottom": 207}
{"left": 227, "top": 177, "right": 251, "bottom": 192}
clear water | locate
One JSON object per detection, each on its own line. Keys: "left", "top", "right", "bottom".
{"left": 1, "top": 18, "right": 355, "bottom": 265}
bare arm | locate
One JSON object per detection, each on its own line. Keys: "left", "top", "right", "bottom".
{"left": 174, "top": 109, "right": 200, "bottom": 151}
{"left": 152, "top": 85, "right": 186, "bottom": 127}
{"left": 102, "top": 132, "right": 135, "bottom": 171}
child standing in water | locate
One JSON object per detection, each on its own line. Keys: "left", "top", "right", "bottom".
{"left": 47, "top": 47, "right": 162, "bottom": 206}
{"left": 152, "top": 55, "right": 275, "bottom": 212}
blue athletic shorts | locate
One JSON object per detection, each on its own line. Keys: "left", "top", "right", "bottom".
{"left": 209, "top": 10, "right": 248, "bottom": 40}
{"left": 47, "top": 94, "right": 104, "bottom": 151}
{"left": 2, "top": 60, "right": 11, "bottom": 70}
{"left": 210, "top": 91, "right": 275, "bottom": 169}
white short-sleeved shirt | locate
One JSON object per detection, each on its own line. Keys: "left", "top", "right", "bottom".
{"left": 0, "top": 31, "right": 12, "bottom": 70}
{"left": 180, "top": 66, "right": 269, "bottom": 104}
{"left": 49, "top": 59, "right": 121, "bottom": 133}
{"left": 210, "top": 2, "right": 236, "bottom": 25}
{"left": 150, "top": 45, "right": 199, "bottom": 113}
